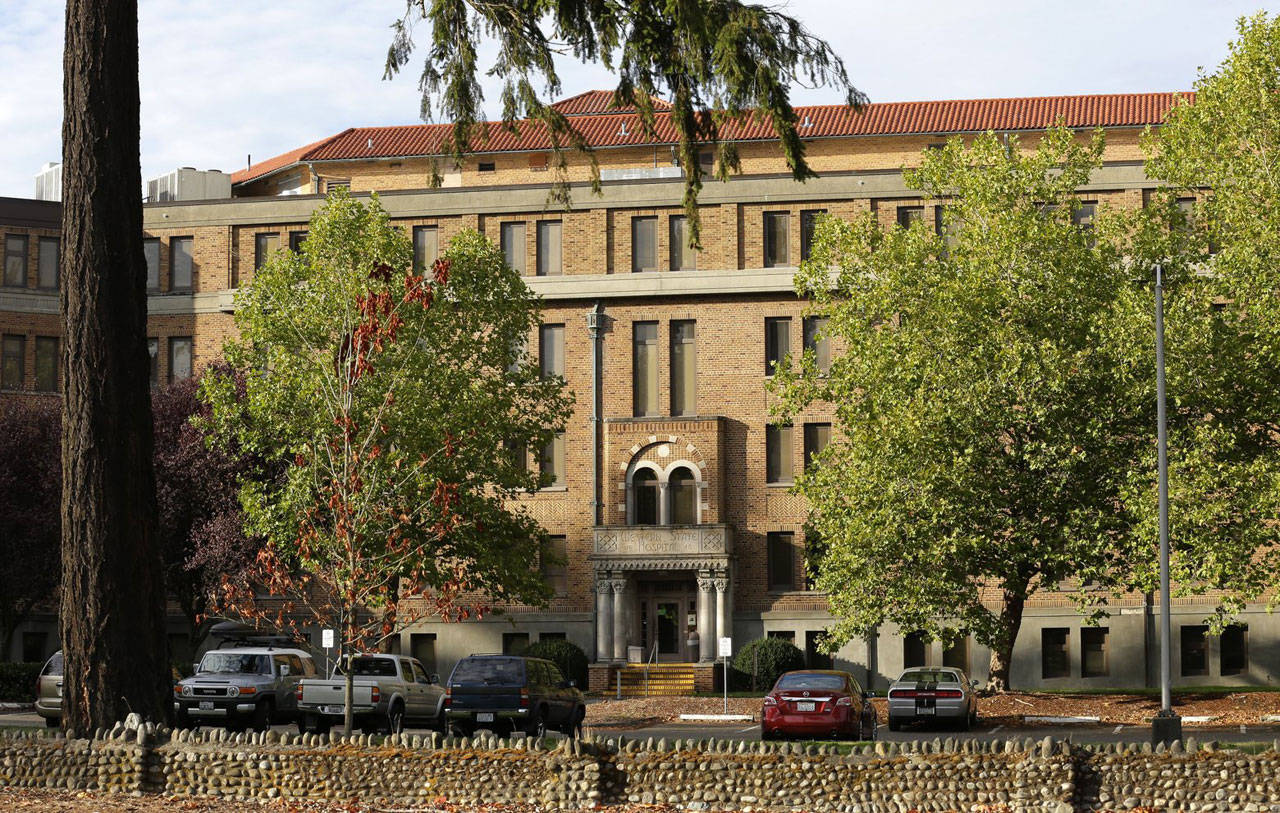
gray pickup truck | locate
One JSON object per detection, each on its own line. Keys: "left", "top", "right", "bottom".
{"left": 296, "top": 653, "right": 445, "bottom": 734}
{"left": 174, "top": 646, "right": 316, "bottom": 731}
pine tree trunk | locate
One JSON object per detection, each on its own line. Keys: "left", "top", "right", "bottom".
{"left": 59, "top": 0, "right": 169, "bottom": 735}
{"left": 986, "top": 585, "right": 1027, "bottom": 693}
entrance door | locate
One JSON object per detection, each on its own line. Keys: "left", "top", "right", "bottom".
{"left": 655, "top": 601, "right": 681, "bottom": 658}
{"left": 636, "top": 579, "right": 696, "bottom": 662}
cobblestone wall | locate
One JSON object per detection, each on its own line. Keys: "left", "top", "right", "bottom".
{"left": 1, "top": 721, "right": 1278, "bottom": 811}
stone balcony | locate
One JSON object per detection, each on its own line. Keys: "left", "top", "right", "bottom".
{"left": 590, "top": 523, "right": 733, "bottom": 572}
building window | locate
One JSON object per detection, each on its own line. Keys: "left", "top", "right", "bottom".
{"left": 143, "top": 239, "right": 160, "bottom": 292}
{"left": 670, "top": 320, "right": 696, "bottom": 416}
{"left": 169, "top": 237, "right": 193, "bottom": 291}
{"left": 169, "top": 336, "right": 193, "bottom": 382}
{"left": 254, "top": 232, "right": 279, "bottom": 271}
{"left": 763, "top": 211, "right": 790, "bottom": 267}
{"left": 147, "top": 338, "right": 159, "bottom": 388}
{"left": 1179, "top": 625, "right": 1209, "bottom": 677}
{"left": 767, "top": 531, "right": 795, "bottom": 591}
{"left": 1081, "top": 626, "right": 1109, "bottom": 678}
{"left": 477, "top": 162, "right": 496, "bottom": 173}
{"left": 1041, "top": 628, "right": 1069, "bottom": 679}
{"left": 631, "top": 216, "right": 658, "bottom": 273}
{"left": 540, "top": 535, "right": 568, "bottom": 597}
{"left": 632, "top": 468, "right": 659, "bottom": 525}
{"left": 766, "top": 424, "right": 793, "bottom": 484}
{"left": 903, "top": 631, "right": 927, "bottom": 669}
{"left": 502, "top": 632, "right": 529, "bottom": 655}
{"left": 669, "top": 467, "right": 697, "bottom": 524}
{"left": 1221, "top": 624, "right": 1248, "bottom": 676}
{"left": 765, "top": 317, "right": 791, "bottom": 376}
{"left": 536, "top": 220, "right": 562, "bottom": 276}
{"left": 1, "top": 335, "right": 25, "bottom": 389}
{"left": 943, "top": 634, "right": 969, "bottom": 673}
{"left": 632, "top": 321, "right": 659, "bottom": 416}
{"left": 324, "top": 178, "right": 350, "bottom": 193}
{"left": 289, "top": 231, "right": 308, "bottom": 253}
{"left": 800, "top": 209, "right": 826, "bottom": 261}
{"left": 669, "top": 215, "right": 695, "bottom": 270}
{"left": 1073, "top": 202, "right": 1097, "bottom": 230}
{"left": 34, "top": 337, "right": 58, "bottom": 393}
{"left": 803, "top": 422, "right": 831, "bottom": 471}
{"left": 539, "top": 324, "right": 564, "bottom": 379}
{"left": 4, "top": 235, "right": 27, "bottom": 287}
{"left": 539, "top": 432, "right": 565, "bottom": 488}
{"left": 500, "top": 222, "right": 526, "bottom": 274}
{"left": 412, "top": 226, "right": 438, "bottom": 272}
{"left": 37, "top": 237, "right": 58, "bottom": 289}
{"left": 803, "top": 316, "right": 830, "bottom": 373}
{"left": 897, "top": 205, "right": 924, "bottom": 228}
{"left": 805, "top": 630, "right": 832, "bottom": 669}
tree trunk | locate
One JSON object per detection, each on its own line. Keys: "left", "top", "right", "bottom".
{"left": 986, "top": 585, "right": 1027, "bottom": 693}
{"left": 60, "top": 0, "right": 169, "bottom": 735}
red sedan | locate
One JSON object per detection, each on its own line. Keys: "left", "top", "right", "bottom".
{"left": 761, "top": 670, "right": 878, "bottom": 741}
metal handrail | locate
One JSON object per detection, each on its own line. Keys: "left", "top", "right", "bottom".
{"left": 643, "top": 641, "right": 659, "bottom": 696}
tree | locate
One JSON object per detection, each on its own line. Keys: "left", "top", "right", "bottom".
{"left": 152, "top": 369, "right": 262, "bottom": 658}
{"left": 0, "top": 399, "right": 61, "bottom": 661}
{"left": 1136, "top": 12, "right": 1280, "bottom": 620}
{"left": 772, "top": 127, "right": 1159, "bottom": 691}
{"left": 383, "top": 0, "right": 865, "bottom": 242}
{"left": 201, "top": 191, "right": 573, "bottom": 732}
{"left": 60, "top": 0, "right": 169, "bottom": 733}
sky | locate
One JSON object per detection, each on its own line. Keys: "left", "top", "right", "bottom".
{"left": 0, "top": 1, "right": 1275, "bottom": 198}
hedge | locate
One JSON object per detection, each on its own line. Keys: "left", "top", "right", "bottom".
{"left": 731, "top": 637, "right": 805, "bottom": 691}
{"left": 0, "top": 662, "right": 43, "bottom": 703}
{"left": 523, "top": 638, "right": 589, "bottom": 689}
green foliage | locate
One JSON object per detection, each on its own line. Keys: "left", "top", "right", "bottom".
{"left": 731, "top": 637, "right": 805, "bottom": 691}
{"left": 383, "top": 0, "right": 864, "bottom": 244}
{"left": 0, "top": 662, "right": 42, "bottom": 703}
{"left": 201, "top": 190, "right": 574, "bottom": 649}
{"left": 524, "top": 638, "right": 589, "bottom": 688}
{"left": 772, "top": 127, "right": 1160, "bottom": 688}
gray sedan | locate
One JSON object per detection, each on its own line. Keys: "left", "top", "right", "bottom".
{"left": 886, "top": 667, "right": 979, "bottom": 731}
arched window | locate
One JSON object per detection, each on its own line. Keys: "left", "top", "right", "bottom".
{"left": 633, "top": 468, "right": 659, "bottom": 525}
{"left": 669, "top": 467, "right": 698, "bottom": 525}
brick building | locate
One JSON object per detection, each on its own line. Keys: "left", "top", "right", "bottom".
{"left": 3, "top": 90, "right": 1273, "bottom": 689}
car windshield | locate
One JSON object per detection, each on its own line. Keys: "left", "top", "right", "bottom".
{"left": 198, "top": 653, "right": 271, "bottom": 675}
{"left": 775, "top": 673, "right": 846, "bottom": 691}
{"left": 42, "top": 652, "right": 63, "bottom": 677}
{"left": 449, "top": 657, "right": 524, "bottom": 686}
{"left": 898, "top": 669, "right": 961, "bottom": 684}
{"left": 343, "top": 657, "right": 397, "bottom": 677}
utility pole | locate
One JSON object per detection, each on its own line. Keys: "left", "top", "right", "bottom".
{"left": 1151, "top": 263, "right": 1182, "bottom": 746}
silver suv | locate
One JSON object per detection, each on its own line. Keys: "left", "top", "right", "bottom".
{"left": 174, "top": 647, "right": 315, "bottom": 730}
{"left": 34, "top": 651, "right": 63, "bottom": 728}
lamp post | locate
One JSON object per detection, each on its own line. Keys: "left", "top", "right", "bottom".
{"left": 1151, "top": 263, "right": 1182, "bottom": 746}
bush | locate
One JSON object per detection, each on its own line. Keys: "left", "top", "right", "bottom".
{"left": 0, "top": 662, "right": 44, "bottom": 703}
{"left": 524, "top": 638, "right": 589, "bottom": 689}
{"left": 731, "top": 637, "right": 805, "bottom": 692}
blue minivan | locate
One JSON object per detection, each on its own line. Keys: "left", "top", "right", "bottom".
{"left": 444, "top": 655, "right": 585, "bottom": 737}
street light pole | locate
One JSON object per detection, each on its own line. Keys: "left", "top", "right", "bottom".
{"left": 1152, "top": 263, "right": 1182, "bottom": 746}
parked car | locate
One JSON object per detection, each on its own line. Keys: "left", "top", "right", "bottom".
{"left": 35, "top": 651, "right": 63, "bottom": 728}
{"left": 173, "top": 647, "right": 315, "bottom": 731}
{"left": 886, "top": 667, "right": 979, "bottom": 731}
{"left": 761, "top": 669, "right": 877, "bottom": 741}
{"left": 444, "top": 654, "right": 585, "bottom": 738}
{"left": 296, "top": 653, "right": 444, "bottom": 735}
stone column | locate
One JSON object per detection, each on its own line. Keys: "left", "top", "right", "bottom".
{"left": 696, "top": 574, "right": 715, "bottom": 662}
{"left": 612, "top": 577, "right": 628, "bottom": 662}
{"left": 714, "top": 574, "right": 730, "bottom": 651}
{"left": 657, "top": 482, "right": 670, "bottom": 526}
{"left": 595, "top": 578, "right": 613, "bottom": 663}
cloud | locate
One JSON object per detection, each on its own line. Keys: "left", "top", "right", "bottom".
{"left": 0, "top": 0, "right": 1267, "bottom": 198}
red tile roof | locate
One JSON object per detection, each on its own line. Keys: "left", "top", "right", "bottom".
{"left": 549, "top": 89, "right": 672, "bottom": 116}
{"left": 232, "top": 91, "right": 1189, "bottom": 186}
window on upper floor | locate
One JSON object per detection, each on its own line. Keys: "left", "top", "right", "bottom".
{"left": 1081, "top": 626, "right": 1109, "bottom": 678}
{"left": 539, "top": 432, "right": 565, "bottom": 488}
{"left": 413, "top": 226, "right": 438, "bottom": 272}
{"left": 1, "top": 335, "right": 25, "bottom": 389}
{"left": 669, "top": 216, "right": 695, "bottom": 271}
{"left": 803, "top": 423, "right": 831, "bottom": 471}
{"left": 477, "top": 162, "right": 496, "bottom": 174}
{"left": 767, "top": 531, "right": 795, "bottom": 591}
{"left": 37, "top": 237, "right": 58, "bottom": 289}
{"left": 1221, "top": 624, "right": 1248, "bottom": 676}
{"left": 539, "top": 323, "right": 564, "bottom": 380}
{"left": 169, "top": 237, "right": 193, "bottom": 291}
{"left": 147, "top": 338, "right": 159, "bottom": 389}
{"left": 765, "top": 317, "right": 791, "bottom": 376}
{"left": 34, "top": 337, "right": 58, "bottom": 393}
{"left": 144, "top": 239, "right": 160, "bottom": 292}
{"left": 632, "top": 468, "right": 659, "bottom": 526}
{"left": 324, "top": 178, "right": 350, "bottom": 194}
{"left": 536, "top": 220, "right": 562, "bottom": 276}
{"left": 4, "top": 235, "right": 27, "bottom": 287}
{"left": 766, "top": 423, "right": 793, "bottom": 485}
{"left": 800, "top": 209, "right": 826, "bottom": 262}
{"left": 632, "top": 321, "right": 659, "bottom": 416}
{"left": 254, "top": 232, "right": 279, "bottom": 271}
{"left": 289, "top": 231, "right": 308, "bottom": 253}
{"left": 670, "top": 320, "right": 696, "bottom": 416}
{"left": 540, "top": 535, "right": 568, "bottom": 597}
{"left": 803, "top": 316, "right": 830, "bottom": 373}
{"left": 169, "top": 336, "right": 193, "bottom": 382}
{"left": 763, "top": 211, "right": 790, "bottom": 267}
{"left": 631, "top": 216, "right": 658, "bottom": 273}
{"left": 1041, "top": 628, "right": 1069, "bottom": 679}
{"left": 897, "top": 205, "right": 924, "bottom": 229}
{"left": 669, "top": 466, "right": 698, "bottom": 525}
{"left": 500, "top": 222, "right": 526, "bottom": 274}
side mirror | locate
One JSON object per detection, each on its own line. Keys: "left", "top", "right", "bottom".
{"left": 192, "top": 663, "right": 201, "bottom": 675}
{"left": 429, "top": 673, "right": 440, "bottom": 685}
{"left": 279, "top": 664, "right": 290, "bottom": 677}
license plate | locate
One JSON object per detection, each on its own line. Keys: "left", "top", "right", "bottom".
{"left": 476, "top": 712, "right": 494, "bottom": 723}
{"left": 322, "top": 705, "right": 340, "bottom": 715}
{"left": 796, "top": 701, "right": 816, "bottom": 712}
{"left": 917, "top": 704, "right": 935, "bottom": 715}
{"left": 199, "top": 701, "right": 214, "bottom": 711}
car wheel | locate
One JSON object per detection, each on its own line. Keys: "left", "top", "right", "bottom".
{"left": 432, "top": 707, "right": 447, "bottom": 734}
{"left": 387, "top": 702, "right": 405, "bottom": 735}
{"left": 761, "top": 728, "right": 776, "bottom": 741}
{"left": 252, "top": 701, "right": 273, "bottom": 733}
{"left": 563, "top": 705, "right": 585, "bottom": 738}
{"left": 525, "top": 705, "right": 547, "bottom": 739}
{"left": 887, "top": 716, "right": 901, "bottom": 732}
{"left": 44, "top": 716, "right": 59, "bottom": 729}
